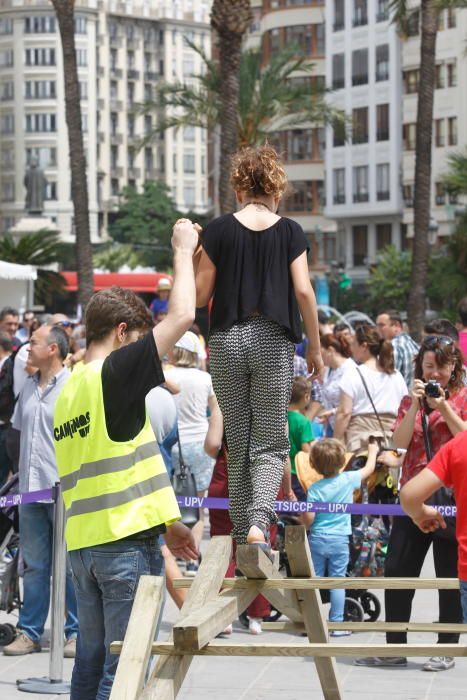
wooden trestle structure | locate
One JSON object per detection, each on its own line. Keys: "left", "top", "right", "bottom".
{"left": 109, "top": 526, "right": 467, "bottom": 700}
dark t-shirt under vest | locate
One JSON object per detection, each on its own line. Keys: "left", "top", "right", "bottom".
{"left": 202, "top": 214, "right": 308, "bottom": 342}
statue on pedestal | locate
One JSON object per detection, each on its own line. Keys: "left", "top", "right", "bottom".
{"left": 24, "top": 156, "right": 47, "bottom": 215}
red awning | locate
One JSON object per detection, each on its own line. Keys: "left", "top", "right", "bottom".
{"left": 61, "top": 272, "right": 172, "bottom": 294}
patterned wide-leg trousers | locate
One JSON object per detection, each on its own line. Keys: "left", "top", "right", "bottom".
{"left": 209, "top": 316, "right": 294, "bottom": 544}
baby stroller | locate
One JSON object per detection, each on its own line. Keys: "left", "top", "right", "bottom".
{"left": 0, "top": 475, "right": 21, "bottom": 646}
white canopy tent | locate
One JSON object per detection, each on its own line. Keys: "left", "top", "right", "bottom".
{"left": 0, "top": 261, "right": 36, "bottom": 310}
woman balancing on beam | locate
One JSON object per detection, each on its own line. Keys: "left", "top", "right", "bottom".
{"left": 194, "top": 145, "right": 323, "bottom": 554}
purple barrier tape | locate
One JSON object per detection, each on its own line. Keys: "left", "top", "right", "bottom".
{"left": 176, "top": 495, "right": 457, "bottom": 518}
{"left": 0, "top": 487, "right": 54, "bottom": 508}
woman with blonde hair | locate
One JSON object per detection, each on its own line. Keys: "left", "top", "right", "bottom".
{"left": 194, "top": 145, "right": 322, "bottom": 552}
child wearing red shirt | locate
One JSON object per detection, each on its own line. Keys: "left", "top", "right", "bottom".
{"left": 400, "top": 430, "right": 467, "bottom": 622}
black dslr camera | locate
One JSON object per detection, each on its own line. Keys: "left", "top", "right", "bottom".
{"left": 425, "top": 380, "right": 442, "bottom": 398}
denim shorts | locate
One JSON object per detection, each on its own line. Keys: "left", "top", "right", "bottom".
{"left": 172, "top": 440, "right": 215, "bottom": 492}
{"left": 460, "top": 580, "right": 467, "bottom": 622}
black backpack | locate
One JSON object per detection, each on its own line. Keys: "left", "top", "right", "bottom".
{"left": 0, "top": 343, "right": 28, "bottom": 423}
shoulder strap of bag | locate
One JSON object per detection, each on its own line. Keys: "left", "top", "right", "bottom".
{"left": 176, "top": 430, "right": 188, "bottom": 477}
{"left": 355, "top": 366, "right": 389, "bottom": 447}
{"left": 419, "top": 400, "right": 434, "bottom": 462}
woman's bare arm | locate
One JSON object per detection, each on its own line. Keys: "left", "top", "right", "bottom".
{"left": 289, "top": 252, "right": 323, "bottom": 377}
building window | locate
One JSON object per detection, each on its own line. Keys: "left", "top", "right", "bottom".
{"left": 376, "top": 163, "right": 390, "bottom": 201}
{"left": 376, "top": 103, "right": 389, "bottom": 141}
{"left": 333, "top": 168, "right": 345, "bottom": 204}
{"left": 268, "top": 28, "right": 281, "bottom": 57}
{"left": 447, "top": 8, "right": 456, "bottom": 28}
{"left": 334, "top": 0, "right": 345, "bottom": 31}
{"left": 376, "top": 0, "right": 389, "bottom": 22}
{"left": 435, "top": 119, "right": 445, "bottom": 147}
{"left": 111, "top": 179, "right": 119, "bottom": 197}
{"left": 144, "top": 115, "right": 152, "bottom": 136}
{"left": 173, "top": 153, "right": 177, "bottom": 173}
{"left": 145, "top": 147, "right": 154, "bottom": 172}
{"left": 435, "top": 182, "right": 446, "bottom": 206}
{"left": 316, "top": 128, "right": 326, "bottom": 159}
{"left": 376, "top": 223, "right": 392, "bottom": 251}
{"left": 403, "top": 123, "right": 416, "bottom": 150}
{"left": 75, "top": 16, "right": 87, "bottom": 34}
{"left": 25, "top": 16, "right": 56, "bottom": 33}
{"left": 287, "top": 129, "right": 312, "bottom": 160}
{"left": 128, "top": 82, "right": 136, "bottom": 105}
{"left": 128, "top": 115, "right": 135, "bottom": 137}
{"left": 128, "top": 147, "right": 135, "bottom": 169}
{"left": 447, "top": 62, "right": 457, "bottom": 87}
{"left": 352, "top": 107, "right": 368, "bottom": 144}
{"left": 25, "top": 48, "right": 56, "bottom": 66}
{"left": 26, "top": 147, "right": 56, "bottom": 167}
{"left": 0, "top": 113, "right": 14, "bottom": 134}
{"left": 375, "top": 45, "right": 389, "bottom": 82}
{"left": 437, "top": 10, "right": 445, "bottom": 30}
{"left": 352, "top": 48, "right": 368, "bottom": 86}
{"left": 353, "top": 0, "right": 367, "bottom": 27}
{"left": 0, "top": 50, "right": 14, "bottom": 67}
{"left": 448, "top": 117, "right": 457, "bottom": 146}
{"left": 45, "top": 181, "right": 57, "bottom": 200}
{"left": 435, "top": 64, "right": 444, "bottom": 89}
{"left": 76, "top": 49, "right": 87, "bottom": 67}
{"left": 1, "top": 181, "right": 15, "bottom": 202}
{"left": 404, "top": 69, "right": 419, "bottom": 94}
{"left": 284, "top": 25, "right": 312, "bottom": 55}
{"left": 184, "top": 125, "right": 195, "bottom": 141}
{"left": 316, "top": 24, "right": 325, "bottom": 55}
{"left": 333, "top": 120, "right": 346, "bottom": 147}
{"left": 403, "top": 184, "right": 414, "bottom": 207}
{"left": 407, "top": 10, "right": 420, "bottom": 36}
{"left": 25, "top": 113, "right": 56, "bottom": 132}
{"left": 353, "top": 166, "right": 368, "bottom": 203}
{"left": 0, "top": 18, "right": 13, "bottom": 35}
{"left": 352, "top": 225, "right": 368, "bottom": 266}
{"left": 285, "top": 181, "right": 312, "bottom": 212}
{"left": 127, "top": 51, "right": 135, "bottom": 69}
{"left": 332, "top": 53, "right": 345, "bottom": 89}
{"left": 79, "top": 81, "right": 88, "bottom": 100}
{"left": 111, "top": 145, "right": 118, "bottom": 169}
{"left": 183, "top": 153, "right": 195, "bottom": 173}
{"left": 184, "top": 185, "right": 195, "bottom": 207}
{"left": 110, "top": 49, "right": 118, "bottom": 71}
{"left": 110, "top": 112, "right": 118, "bottom": 136}
{"left": 1, "top": 82, "right": 14, "bottom": 100}
{"left": 109, "top": 21, "right": 118, "bottom": 40}
{"left": 110, "top": 81, "right": 118, "bottom": 100}
{"left": 144, "top": 83, "right": 152, "bottom": 101}
{"left": 1, "top": 148, "right": 14, "bottom": 167}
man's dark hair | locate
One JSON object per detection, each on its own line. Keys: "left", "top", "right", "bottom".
{"left": 379, "top": 309, "right": 402, "bottom": 326}
{"left": 85, "top": 286, "right": 153, "bottom": 346}
{"left": 0, "top": 331, "right": 12, "bottom": 354}
{"left": 23, "top": 309, "right": 34, "bottom": 320}
{"left": 47, "top": 326, "right": 69, "bottom": 360}
{"left": 424, "top": 318, "right": 459, "bottom": 342}
{"left": 457, "top": 297, "right": 467, "bottom": 328}
{"left": 0, "top": 307, "right": 19, "bottom": 321}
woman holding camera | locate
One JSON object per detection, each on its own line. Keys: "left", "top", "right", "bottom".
{"left": 357, "top": 335, "right": 467, "bottom": 671}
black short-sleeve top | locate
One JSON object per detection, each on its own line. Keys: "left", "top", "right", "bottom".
{"left": 202, "top": 214, "right": 308, "bottom": 343}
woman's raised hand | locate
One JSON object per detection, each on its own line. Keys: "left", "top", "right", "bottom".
{"left": 172, "top": 218, "right": 199, "bottom": 254}
{"left": 410, "top": 379, "right": 426, "bottom": 402}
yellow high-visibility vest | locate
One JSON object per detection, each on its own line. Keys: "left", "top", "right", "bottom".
{"left": 54, "top": 360, "right": 180, "bottom": 551}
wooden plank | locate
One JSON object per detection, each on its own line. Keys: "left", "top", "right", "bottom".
{"left": 285, "top": 526, "right": 342, "bottom": 700}
{"left": 140, "top": 536, "right": 232, "bottom": 700}
{"left": 110, "top": 576, "right": 164, "bottom": 700}
{"left": 123, "top": 642, "right": 467, "bottom": 658}
{"left": 236, "top": 545, "right": 303, "bottom": 622}
{"left": 173, "top": 576, "right": 460, "bottom": 590}
{"left": 263, "top": 621, "right": 467, "bottom": 633}
{"left": 173, "top": 596, "right": 238, "bottom": 652}
{"left": 262, "top": 621, "right": 467, "bottom": 633}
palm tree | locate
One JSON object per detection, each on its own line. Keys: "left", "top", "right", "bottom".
{"left": 211, "top": 0, "right": 253, "bottom": 212}
{"left": 0, "top": 230, "right": 66, "bottom": 306}
{"left": 51, "top": 1, "right": 93, "bottom": 311}
{"left": 390, "top": 0, "right": 464, "bottom": 339}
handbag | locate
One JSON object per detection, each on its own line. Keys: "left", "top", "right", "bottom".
{"left": 420, "top": 404, "right": 456, "bottom": 539}
{"left": 171, "top": 432, "right": 199, "bottom": 528}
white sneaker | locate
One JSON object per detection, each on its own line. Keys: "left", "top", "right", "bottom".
{"left": 330, "top": 629, "right": 352, "bottom": 637}
{"left": 249, "top": 618, "right": 262, "bottom": 635}
{"left": 423, "top": 656, "right": 455, "bottom": 672}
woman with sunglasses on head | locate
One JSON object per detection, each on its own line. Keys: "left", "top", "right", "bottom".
{"left": 356, "top": 335, "right": 467, "bottom": 671}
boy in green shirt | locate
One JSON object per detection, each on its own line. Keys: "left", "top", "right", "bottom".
{"left": 288, "top": 376, "right": 314, "bottom": 500}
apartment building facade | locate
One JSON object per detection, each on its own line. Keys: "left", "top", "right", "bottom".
{"left": 0, "top": 0, "right": 211, "bottom": 243}
{"left": 324, "top": 0, "right": 403, "bottom": 283}
{"left": 246, "top": 0, "right": 336, "bottom": 270}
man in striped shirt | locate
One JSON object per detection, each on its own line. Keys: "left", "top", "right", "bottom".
{"left": 376, "top": 310, "right": 419, "bottom": 389}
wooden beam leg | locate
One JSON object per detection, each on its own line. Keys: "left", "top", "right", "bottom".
{"left": 285, "top": 526, "right": 343, "bottom": 700}
{"left": 236, "top": 544, "right": 303, "bottom": 623}
{"left": 110, "top": 576, "right": 164, "bottom": 700}
{"left": 140, "top": 536, "right": 232, "bottom": 700}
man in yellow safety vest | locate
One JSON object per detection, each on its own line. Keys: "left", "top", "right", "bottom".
{"left": 54, "top": 219, "right": 199, "bottom": 699}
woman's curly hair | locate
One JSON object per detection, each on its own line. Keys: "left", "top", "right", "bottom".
{"left": 230, "top": 144, "right": 288, "bottom": 198}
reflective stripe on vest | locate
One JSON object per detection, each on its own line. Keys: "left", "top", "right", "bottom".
{"left": 54, "top": 359, "right": 180, "bottom": 551}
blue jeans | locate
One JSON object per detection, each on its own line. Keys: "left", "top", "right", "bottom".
{"left": 18, "top": 503, "right": 78, "bottom": 642}
{"left": 309, "top": 532, "right": 349, "bottom": 622}
{"left": 68, "top": 536, "right": 164, "bottom": 700}
{"left": 460, "top": 580, "right": 467, "bottom": 622}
